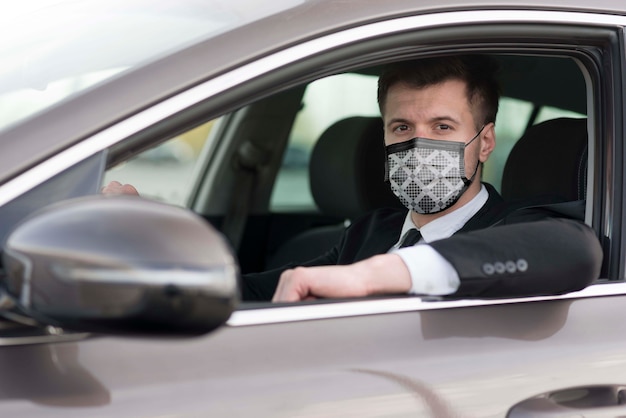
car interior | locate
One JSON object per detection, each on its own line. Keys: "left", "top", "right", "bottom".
{"left": 103, "top": 52, "right": 590, "bottom": 286}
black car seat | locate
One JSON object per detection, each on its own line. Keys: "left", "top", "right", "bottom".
{"left": 501, "top": 117, "right": 588, "bottom": 202}
{"left": 266, "top": 116, "right": 403, "bottom": 268}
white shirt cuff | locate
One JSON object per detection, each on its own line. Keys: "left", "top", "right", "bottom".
{"left": 392, "top": 245, "right": 460, "bottom": 295}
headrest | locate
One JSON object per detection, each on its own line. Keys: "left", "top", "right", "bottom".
{"left": 501, "top": 117, "right": 588, "bottom": 202}
{"left": 309, "top": 116, "right": 403, "bottom": 219}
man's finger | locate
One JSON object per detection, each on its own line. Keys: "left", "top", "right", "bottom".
{"left": 101, "top": 181, "right": 140, "bottom": 196}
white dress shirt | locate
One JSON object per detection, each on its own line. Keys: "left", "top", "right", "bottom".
{"left": 389, "top": 185, "right": 489, "bottom": 295}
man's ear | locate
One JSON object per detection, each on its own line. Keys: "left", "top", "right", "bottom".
{"left": 478, "top": 122, "right": 496, "bottom": 163}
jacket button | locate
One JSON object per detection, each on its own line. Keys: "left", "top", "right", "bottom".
{"left": 483, "top": 263, "right": 495, "bottom": 275}
{"left": 505, "top": 261, "right": 517, "bottom": 273}
{"left": 494, "top": 262, "right": 506, "bottom": 274}
{"left": 517, "top": 259, "right": 528, "bottom": 272}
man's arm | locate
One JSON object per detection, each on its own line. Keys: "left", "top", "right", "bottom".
{"left": 243, "top": 208, "right": 406, "bottom": 301}
{"left": 242, "top": 237, "right": 344, "bottom": 301}
{"left": 430, "top": 216, "right": 602, "bottom": 298}
{"left": 272, "top": 254, "right": 412, "bottom": 302}
{"left": 273, "top": 214, "right": 603, "bottom": 302}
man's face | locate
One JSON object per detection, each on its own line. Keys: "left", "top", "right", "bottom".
{"left": 382, "top": 78, "right": 495, "bottom": 179}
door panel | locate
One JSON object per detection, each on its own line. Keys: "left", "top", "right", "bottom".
{"left": 1, "top": 293, "right": 625, "bottom": 416}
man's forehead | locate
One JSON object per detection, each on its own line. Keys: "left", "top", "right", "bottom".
{"left": 384, "top": 80, "right": 472, "bottom": 120}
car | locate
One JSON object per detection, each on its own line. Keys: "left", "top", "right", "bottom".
{"left": 0, "top": 0, "right": 625, "bottom": 416}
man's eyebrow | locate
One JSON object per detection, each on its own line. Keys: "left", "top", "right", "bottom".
{"left": 430, "top": 115, "right": 461, "bottom": 125}
{"left": 385, "top": 115, "right": 461, "bottom": 129}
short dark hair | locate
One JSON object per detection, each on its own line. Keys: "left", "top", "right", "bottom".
{"left": 377, "top": 54, "right": 500, "bottom": 128}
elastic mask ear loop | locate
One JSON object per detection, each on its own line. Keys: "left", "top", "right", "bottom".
{"left": 463, "top": 125, "right": 485, "bottom": 184}
{"left": 465, "top": 124, "right": 485, "bottom": 148}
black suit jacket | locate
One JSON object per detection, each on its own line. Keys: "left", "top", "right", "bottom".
{"left": 241, "top": 183, "right": 603, "bottom": 301}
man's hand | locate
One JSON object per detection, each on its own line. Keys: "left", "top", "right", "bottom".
{"left": 272, "top": 254, "right": 413, "bottom": 302}
{"left": 101, "top": 181, "right": 140, "bottom": 196}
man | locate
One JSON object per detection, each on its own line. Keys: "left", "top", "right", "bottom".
{"left": 240, "top": 55, "right": 603, "bottom": 302}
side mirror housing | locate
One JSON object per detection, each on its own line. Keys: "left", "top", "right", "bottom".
{"left": 1, "top": 196, "right": 238, "bottom": 336}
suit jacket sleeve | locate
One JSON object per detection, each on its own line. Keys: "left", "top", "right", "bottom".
{"left": 428, "top": 202, "right": 603, "bottom": 298}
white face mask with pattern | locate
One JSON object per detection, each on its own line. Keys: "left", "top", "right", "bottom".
{"left": 385, "top": 127, "right": 484, "bottom": 214}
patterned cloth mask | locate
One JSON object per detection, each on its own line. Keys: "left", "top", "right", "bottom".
{"left": 385, "top": 127, "right": 483, "bottom": 214}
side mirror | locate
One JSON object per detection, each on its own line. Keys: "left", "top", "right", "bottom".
{"left": 1, "top": 196, "right": 238, "bottom": 336}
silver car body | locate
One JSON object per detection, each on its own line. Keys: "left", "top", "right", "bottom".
{"left": 0, "top": 1, "right": 626, "bottom": 417}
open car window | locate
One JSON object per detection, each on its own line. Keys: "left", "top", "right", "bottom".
{"left": 100, "top": 52, "right": 592, "bottom": 309}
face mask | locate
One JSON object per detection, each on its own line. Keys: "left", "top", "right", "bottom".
{"left": 385, "top": 127, "right": 484, "bottom": 214}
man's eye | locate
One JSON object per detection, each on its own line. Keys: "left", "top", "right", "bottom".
{"left": 393, "top": 125, "right": 409, "bottom": 132}
{"left": 437, "top": 124, "right": 451, "bottom": 130}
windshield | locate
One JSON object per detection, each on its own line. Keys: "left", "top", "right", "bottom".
{"left": 0, "top": 0, "right": 302, "bottom": 132}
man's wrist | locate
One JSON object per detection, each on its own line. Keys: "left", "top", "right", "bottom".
{"left": 361, "top": 254, "right": 412, "bottom": 295}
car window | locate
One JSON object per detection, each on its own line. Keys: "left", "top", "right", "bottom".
{"left": 103, "top": 120, "right": 217, "bottom": 206}
{"left": 97, "top": 53, "right": 592, "bottom": 308}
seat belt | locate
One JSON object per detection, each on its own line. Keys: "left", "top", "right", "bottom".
{"left": 221, "top": 140, "right": 270, "bottom": 251}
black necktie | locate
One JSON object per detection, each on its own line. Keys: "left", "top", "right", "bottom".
{"left": 399, "top": 229, "right": 421, "bottom": 248}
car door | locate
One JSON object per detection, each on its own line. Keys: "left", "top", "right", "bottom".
{"left": 1, "top": 4, "right": 626, "bottom": 418}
